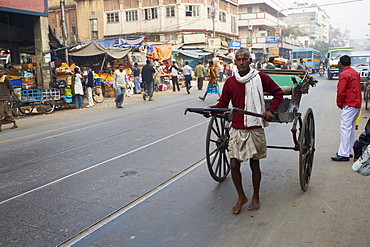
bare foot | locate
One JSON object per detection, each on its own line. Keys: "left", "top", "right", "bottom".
{"left": 232, "top": 197, "right": 248, "bottom": 214}
{"left": 248, "top": 198, "right": 260, "bottom": 211}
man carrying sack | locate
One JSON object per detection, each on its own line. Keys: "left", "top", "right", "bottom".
{"left": 0, "top": 68, "right": 18, "bottom": 132}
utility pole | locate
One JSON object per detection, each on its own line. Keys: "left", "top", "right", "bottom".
{"left": 60, "top": 0, "right": 69, "bottom": 65}
{"left": 211, "top": 0, "right": 216, "bottom": 58}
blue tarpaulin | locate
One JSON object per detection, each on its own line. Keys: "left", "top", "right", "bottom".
{"left": 81, "top": 39, "right": 117, "bottom": 48}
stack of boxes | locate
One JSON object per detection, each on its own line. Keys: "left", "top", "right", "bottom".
{"left": 7, "top": 63, "right": 36, "bottom": 89}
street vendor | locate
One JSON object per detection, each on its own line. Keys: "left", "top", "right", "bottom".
{"left": 207, "top": 49, "right": 283, "bottom": 214}
{"left": 0, "top": 68, "right": 18, "bottom": 131}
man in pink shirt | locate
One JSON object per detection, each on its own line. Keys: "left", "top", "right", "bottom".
{"left": 210, "top": 49, "right": 283, "bottom": 214}
{"left": 331, "top": 55, "right": 362, "bottom": 161}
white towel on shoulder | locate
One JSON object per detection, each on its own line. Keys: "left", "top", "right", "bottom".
{"left": 235, "top": 69, "right": 268, "bottom": 128}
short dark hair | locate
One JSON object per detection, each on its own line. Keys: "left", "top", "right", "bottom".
{"left": 74, "top": 67, "right": 80, "bottom": 73}
{"left": 198, "top": 60, "right": 202, "bottom": 64}
{"left": 269, "top": 57, "right": 275, "bottom": 63}
{"left": 209, "top": 60, "right": 214, "bottom": 66}
{"left": 134, "top": 62, "right": 138, "bottom": 66}
{"left": 118, "top": 64, "right": 124, "bottom": 67}
{"left": 340, "top": 55, "right": 351, "bottom": 66}
{"left": 146, "top": 60, "right": 151, "bottom": 65}
{"left": 185, "top": 61, "right": 189, "bottom": 65}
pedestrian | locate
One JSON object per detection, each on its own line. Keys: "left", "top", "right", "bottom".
{"left": 297, "top": 58, "right": 309, "bottom": 71}
{"left": 331, "top": 55, "right": 362, "bottom": 161}
{"left": 353, "top": 118, "right": 370, "bottom": 162}
{"left": 206, "top": 49, "right": 283, "bottom": 214}
{"left": 211, "top": 49, "right": 283, "bottom": 214}
{"left": 0, "top": 68, "right": 18, "bottom": 131}
{"left": 73, "top": 67, "right": 84, "bottom": 108}
{"left": 218, "top": 61, "right": 225, "bottom": 82}
{"left": 157, "top": 62, "right": 166, "bottom": 85}
{"left": 183, "top": 61, "right": 193, "bottom": 94}
{"left": 169, "top": 61, "right": 180, "bottom": 92}
{"left": 84, "top": 65, "right": 94, "bottom": 108}
{"left": 114, "top": 64, "right": 129, "bottom": 108}
{"left": 199, "top": 60, "right": 221, "bottom": 101}
{"left": 124, "top": 67, "right": 134, "bottom": 97}
{"left": 131, "top": 62, "right": 141, "bottom": 94}
{"left": 141, "top": 60, "right": 155, "bottom": 101}
{"left": 194, "top": 60, "right": 206, "bottom": 90}
{"left": 265, "top": 57, "right": 275, "bottom": 69}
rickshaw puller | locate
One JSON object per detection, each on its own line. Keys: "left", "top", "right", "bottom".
{"left": 208, "top": 49, "right": 283, "bottom": 214}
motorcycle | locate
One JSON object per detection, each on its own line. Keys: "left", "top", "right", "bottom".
{"left": 319, "top": 67, "right": 325, "bottom": 77}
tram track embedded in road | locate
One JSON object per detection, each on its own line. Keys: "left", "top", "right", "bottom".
{"left": 57, "top": 157, "right": 207, "bottom": 247}
{"left": 0, "top": 120, "right": 208, "bottom": 205}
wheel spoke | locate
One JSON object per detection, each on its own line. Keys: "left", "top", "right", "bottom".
{"left": 210, "top": 148, "right": 221, "bottom": 167}
{"left": 211, "top": 127, "right": 221, "bottom": 138}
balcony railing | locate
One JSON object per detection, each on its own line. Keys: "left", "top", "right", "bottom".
{"left": 239, "top": 12, "right": 280, "bottom": 27}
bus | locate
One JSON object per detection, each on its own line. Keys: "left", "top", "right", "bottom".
{"left": 291, "top": 48, "right": 320, "bottom": 73}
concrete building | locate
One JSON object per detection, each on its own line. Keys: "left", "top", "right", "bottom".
{"left": 74, "top": 0, "right": 239, "bottom": 47}
{"left": 284, "top": 3, "right": 330, "bottom": 46}
{"left": 48, "top": 0, "right": 79, "bottom": 46}
{"left": 238, "top": 0, "right": 299, "bottom": 61}
{"left": 0, "top": 0, "right": 51, "bottom": 88}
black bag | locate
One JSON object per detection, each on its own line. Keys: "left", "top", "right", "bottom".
{"left": 49, "top": 80, "right": 67, "bottom": 88}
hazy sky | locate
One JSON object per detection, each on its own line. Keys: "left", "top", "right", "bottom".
{"left": 283, "top": 0, "right": 370, "bottom": 40}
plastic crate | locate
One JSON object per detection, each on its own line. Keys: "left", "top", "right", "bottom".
{"left": 43, "top": 88, "right": 61, "bottom": 100}
{"left": 11, "top": 79, "right": 22, "bottom": 88}
{"left": 21, "top": 89, "right": 43, "bottom": 102}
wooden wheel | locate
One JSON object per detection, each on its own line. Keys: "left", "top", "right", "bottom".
{"left": 299, "top": 108, "right": 315, "bottom": 191}
{"left": 206, "top": 116, "right": 230, "bottom": 182}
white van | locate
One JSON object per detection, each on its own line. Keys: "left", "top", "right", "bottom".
{"left": 350, "top": 51, "right": 370, "bottom": 83}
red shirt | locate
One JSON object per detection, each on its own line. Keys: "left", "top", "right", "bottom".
{"left": 211, "top": 72, "right": 283, "bottom": 129}
{"left": 337, "top": 66, "right": 362, "bottom": 109}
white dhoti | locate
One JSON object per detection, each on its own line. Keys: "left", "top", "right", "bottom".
{"left": 338, "top": 106, "right": 360, "bottom": 157}
{"left": 228, "top": 128, "right": 267, "bottom": 162}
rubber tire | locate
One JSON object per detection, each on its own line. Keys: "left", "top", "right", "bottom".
{"left": 328, "top": 71, "right": 333, "bottom": 80}
{"left": 39, "top": 96, "right": 55, "bottom": 114}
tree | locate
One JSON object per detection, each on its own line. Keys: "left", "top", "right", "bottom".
{"left": 265, "top": 25, "right": 307, "bottom": 38}
{"left": 311, "top": 41, "right": 331, "bottom": 59}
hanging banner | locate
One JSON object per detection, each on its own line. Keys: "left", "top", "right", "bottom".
{"left": 246, "top": 38, "right": 253, "bottom": 47}
{"left": 208, "top": 38, "right": 221, "bottom": 49}
{"left": 275, "top": 27, "right": 282, "bottom": 37}
{"left": 229, "top": 40, "right": 241, "bottom": 49}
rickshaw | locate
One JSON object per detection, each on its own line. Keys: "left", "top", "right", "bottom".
{"left": 185, "top": 69, "right": 317, "bottom": 191}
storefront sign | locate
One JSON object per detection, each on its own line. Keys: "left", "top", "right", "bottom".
{"left": 265, "top": 37, "right": 281, "bottom": 43}
{"left": 208, "top": 39, "right": 221, "bottom": 49}
{"left": 229, "top": 40, "right": 241, "bottom": 49}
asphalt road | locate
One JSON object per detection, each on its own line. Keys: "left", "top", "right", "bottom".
{"left": 0, "top": 77, "right": 369, "bottom": 247}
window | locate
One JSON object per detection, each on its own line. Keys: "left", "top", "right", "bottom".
{"left": 247, "top": 7, "right": 253, "bottom": 13}
{"left": 219, "top": 11, "right": 226, "bottom": 22}
{"left": 166, "top": 6, "right": 175, "bottom": 17}
{"left": 126, "top": 10, "right": 138, "bottom": 21}
{"left": 144, "top": 8, "right": 158, "bottom": 20}
{"left": 231, "top": 16, "right": 236, "bottom": 33}
{"left": 90, "top": 19, "right": 98, "bottom": 39}
{"left": 107, "top": 12, "right": 119, "bottom": 23}
{"left": 186, "top": 5, "right": 199, "bottom": 17}
{"left": 71, "top": 26, "right": 78, "bottom": 35}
